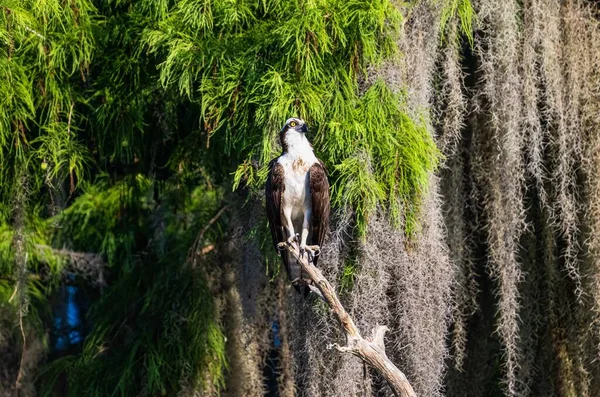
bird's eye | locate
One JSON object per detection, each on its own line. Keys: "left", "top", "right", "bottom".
{"left": 289, "top": 121, "right": 297, "bottom": 127}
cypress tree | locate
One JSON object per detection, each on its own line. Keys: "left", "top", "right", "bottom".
{"left": 1, "top": 0, "right": 600, "bottom": 396}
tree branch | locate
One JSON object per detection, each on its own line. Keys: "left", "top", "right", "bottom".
{"left": 35, "top": 244, "right": 106, "bottom": 287}
{"left": 188, "top": 205, "right": 228, "bottom": 266}
{"left": 278, "top": 239, "right": 417, "bottom": 397}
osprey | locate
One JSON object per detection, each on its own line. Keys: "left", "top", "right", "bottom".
{"left": 265, "top": 118, "right": 330, "bottom": 294}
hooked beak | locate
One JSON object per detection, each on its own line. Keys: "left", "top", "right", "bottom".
{"left": 300, "top": 124, "right": 308, "bottom": 133}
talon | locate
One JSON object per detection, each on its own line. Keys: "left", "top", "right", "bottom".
{"left": 307, "top": 245, "right": 321, "bottom": 255}
{"left": 299, "top": 244, "right": 318, "bottom": 263}
{"left": 307, "top": 284, "right": 324, "bottom": 300}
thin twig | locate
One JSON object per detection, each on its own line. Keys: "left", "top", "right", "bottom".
{"left": 13, "top": 310, "right": 26, "bottom": 396}
{"left": 198, "top": 205, "right": 229, "bottom": 241}
{"left": 278, "top": 239, "right": 417, "bottom": 397}
{"left": 188, "top": 205, "right": 229, "bottom": 265}
{"left": 8, "top": 283, "right": 18, "bottom": 302}
{"left": 67, "top": 102, "right": 74, "bottom": 135}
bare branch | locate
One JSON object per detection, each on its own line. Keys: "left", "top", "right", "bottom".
{"left": 278, "top": 239, "right": 417, "bottom": 397}
{"left": 67, "top": 101, "right": 74, "bottom": 135}
{"left": 35, "top": 244, "right": 107, "bottom": 287}
{"left": 188, "top": 205, "right": 228, "bottom": 266}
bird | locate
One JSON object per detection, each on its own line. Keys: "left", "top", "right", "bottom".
{"left": 265, "top": 117, "right": 330, "bottom": 295}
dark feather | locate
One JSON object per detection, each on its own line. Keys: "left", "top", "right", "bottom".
{"left": 308, "top": 161, "right": 330, "bottom": 267}
{"left": 265, "top": 158, "right": 290, "bottom": 275}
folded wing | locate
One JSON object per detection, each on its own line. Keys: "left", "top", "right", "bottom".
{"left": 309, "top": 161, "right": 330, "bottom": 267}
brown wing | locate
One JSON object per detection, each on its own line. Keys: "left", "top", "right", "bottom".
{"left": 309, "top": 161, "right": 330, "bottom": 267}
{"left": 265, "top": 158, "right": 288, "bottom": 259}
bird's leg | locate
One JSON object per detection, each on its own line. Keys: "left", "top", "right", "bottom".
{"left": 299, "top": 210, "right": 316, "bottom": 264}
{"left": 283, "top": 209, "right": 296, "bottom": 246}
{"left": 299, "top": 211, "right": 310, "bottom": 258}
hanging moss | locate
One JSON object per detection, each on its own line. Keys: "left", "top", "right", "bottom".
{"left": 439, "top": 0, "right": 600, "bottom": 396}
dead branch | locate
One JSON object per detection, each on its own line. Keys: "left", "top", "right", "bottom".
{"left": 35, "top": 244, "right": 107, "bottom": 287}
{"left": 278, "top": 239, "right": 417, "bottom": 397}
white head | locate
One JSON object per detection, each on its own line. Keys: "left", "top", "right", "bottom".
{"left": 279, "top": 117, "right": 311, "bottom": 154}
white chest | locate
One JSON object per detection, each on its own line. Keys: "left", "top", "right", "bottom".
{"left": 278, "top": 152, "right": 317, "bottom": 216}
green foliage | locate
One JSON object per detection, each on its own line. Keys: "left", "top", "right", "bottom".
{"left": 329, "top": 81, "right": 438, "bottom": 235}
{"left": 145, "top": 0, "right": 438, "bottom": 235}
{"left": 54, "top": 176, "right": 150, "bottom": 269}
{"left": 440, "top": 0, "right": 474, "bottom": 46}
{"left": 0, "top": 207, "right": 66, "bottom": 361}
{"left": 1, "top": 0, "right": 442, "bottom": 394}
{"left": 40, "top": 177, "right": 227, "bottom": 396}
{"left": 0, "top": 0, "right": 96, "bottom": 200}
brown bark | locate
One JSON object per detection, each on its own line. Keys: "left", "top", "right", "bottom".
{"left": 278, "top": 239, "right": 417, "bottom": 397}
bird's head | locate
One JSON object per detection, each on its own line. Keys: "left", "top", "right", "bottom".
{"left": 280, "top": 117, "right": 308, "bottom": 134}
{"left": 279, "top": 117, "right": 311, "bottom": 153}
